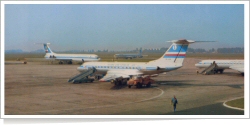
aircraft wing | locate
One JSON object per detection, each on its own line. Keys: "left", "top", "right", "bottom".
{"left": 99, "top": 70, "right": 143, "bottom": 82}
{"left": 229, "top": 65, "right": 244, "bottom": 73}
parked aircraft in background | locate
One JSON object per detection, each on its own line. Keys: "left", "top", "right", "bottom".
{"left": 42, "top": 43, "right": 100, "bottom": 64}
{"left": 114, "top": 48, "right": 143, "bottom": 59}
{"left": 77, "top": 39, "right": 202, "bottom": 83}
{"left": 195, "top": 60, "right": 244, "bottom": 76}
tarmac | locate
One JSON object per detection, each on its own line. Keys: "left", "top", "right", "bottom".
{"left": 164, "top": 103, "right": 243, "bottom": 115}
{"left": 4, "top": 58, "right": 244, "bottom": 116}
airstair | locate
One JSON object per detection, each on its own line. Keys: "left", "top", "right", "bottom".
{"left": 200, "top": 62, "right": 218, "bottom": 75}
{"left": 68, "top": 67, "right": 96, "bottom": 83}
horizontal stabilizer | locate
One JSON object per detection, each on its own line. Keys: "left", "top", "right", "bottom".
{"left": 167, "top": 39, "right": 216, "bottom": 44}
{"left": 195, "top": 41, "right": 217, "bottom": 42}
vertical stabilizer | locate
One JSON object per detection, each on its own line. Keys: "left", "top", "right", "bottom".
{"left": 148, "top": 39, "right": 194, "bottom": 67}
{"left": 43, "top": 43, "right": 54, "bottom": 54}
{"left": 162, "top": 43, "right": 188, "bottom": 64}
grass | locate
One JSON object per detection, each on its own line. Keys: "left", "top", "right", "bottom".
{"left": 186, "top": 53, "right": 244, "bottom": 59}
{"left": 5, "top": 53, "right": 44, "bottom": 61}
{"left": 225, "top": 98, "right": 244, "bottom": 109}
{"left": 5, "top": 52, "right": 244, "bottom": 62}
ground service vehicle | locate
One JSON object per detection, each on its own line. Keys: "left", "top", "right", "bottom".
{"left": 127, "top": 76, "right": 154, "bottom": 88}
{"left": 111, "top": 77, "right": 128, "bottom": 86}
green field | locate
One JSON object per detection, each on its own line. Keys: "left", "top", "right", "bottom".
{"left": 225, "top": 98, "right": 244, "bottom": 109}
{"left": 5, "top": 52, "right": 244, "bottom": 62}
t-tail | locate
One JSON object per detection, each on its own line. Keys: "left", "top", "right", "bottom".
{"left": 139, "top": 48, "right": 142, "bottom": 54}
{"left": 162, "top": 39, "right": 191, "bottom": 64}
{"left": 148, "top": 39, "right": 195, "bottom": 68}
{"left": 43, "top": 43, "right": 54, "bottom": 54}
{"left": 43, "top": 43, "right": 56, "bottom": 59}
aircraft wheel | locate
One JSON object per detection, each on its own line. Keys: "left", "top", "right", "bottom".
{"left": 137, "top": 83, "right": 142, "bottom": 88}
{"left": 114, "top": 81, "right": 118, "bottom": 86}
{"left": 147, "top": 82, "right": 151, "bottom": 88}
{"left": 139, "top": 84, "right": 143, "bottom": 88}
{"left": 136, "top": 83, "right": 140, "bottom": 88}
{"left": 68, "top": 61, "right": 72, "bottom": 64}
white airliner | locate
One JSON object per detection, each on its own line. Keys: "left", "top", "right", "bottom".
{"left": 114, "top": 48, "right": 143, "bottom": 59}
{"left": 195, "top": 60, "right": 244, "bottom": 75}
{"left": 77, "top": 39, "right": 199, "bottom": 82}
{"left": 43, "top": 43, "right": 100, "bottom": 64}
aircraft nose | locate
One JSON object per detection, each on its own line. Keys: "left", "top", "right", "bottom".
{"left": 195, "top": 63, "right": 201, "bottom": 67}
{"left": 77, "top": 66, "right": 84, "bottom": 72}
{"left": 195, "top": 63, "right": 202, "bottom": 68}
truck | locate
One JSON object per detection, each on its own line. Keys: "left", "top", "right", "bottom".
{"left": 111, "top": 77, "right": 128, "bottom": 86}
{"left": 127, "top": 75, "right": 154, "bottom": 88}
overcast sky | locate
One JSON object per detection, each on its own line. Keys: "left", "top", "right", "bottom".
{"left": 4, "top": 3, "right": 244, "bottom": 51}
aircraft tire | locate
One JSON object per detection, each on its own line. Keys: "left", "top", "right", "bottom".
{"left": 139, "top": 84, "right": 142, "bottom": 88}
{"left": 136, "top": 83, "right": 140, "bottom": 88}
{"left": 136, "top": 83, "right": 142, "bottom": 88}
{"left": 147, "top": 82, "right": 151, "bottom": 88}
{"left": 68, "top": 61, "right": 72, "bottom": 64}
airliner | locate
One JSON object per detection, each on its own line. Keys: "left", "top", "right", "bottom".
{"left": 43, "top": 43, "right": 100, "bottom": 64}
{"left": 195, "top": 60, "right": 244, "bottom": 76}
{"left": 77, "top": 39, "right": 202, "bottom": 82}
{"left": 114, "top": 48, "right": 143, "bottom": 59}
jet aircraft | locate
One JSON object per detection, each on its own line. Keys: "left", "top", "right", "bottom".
{"left": 114, "top": 48, "right": 143, "bottom": 59}
{"left": 42, "top": 43, "right": 100, "bottom": 64}
{"left": 77, "top": 39, "right": 202, "bottom": 82}
{"left": 195, "top": 60, "right": 244, "bottom": 76}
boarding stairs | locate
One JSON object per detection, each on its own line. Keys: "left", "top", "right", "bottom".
{"left": 68, "top": 67, "right": 96, "bottom": 83}
{"left": 200, "top": 62, "right": 218, "bottom": 75}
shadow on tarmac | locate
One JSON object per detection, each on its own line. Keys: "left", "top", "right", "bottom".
{"left": 161, "top": 103, "right": 244, "bottom": 115}
{"left": 157, "top": 80, "right": 243, "bottom": 89}
{"left": 110, "top": 84, "right": 127, "bottom": 90}
{"left": 110, "top": 84, "right": 157, "bottom": 90}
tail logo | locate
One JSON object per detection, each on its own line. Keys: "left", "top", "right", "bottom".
{"left": 163, "top": 44, "right": 188, "bottom": 59}
{"left": 173, "top": 45, "right": 177, "bottom": 50}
